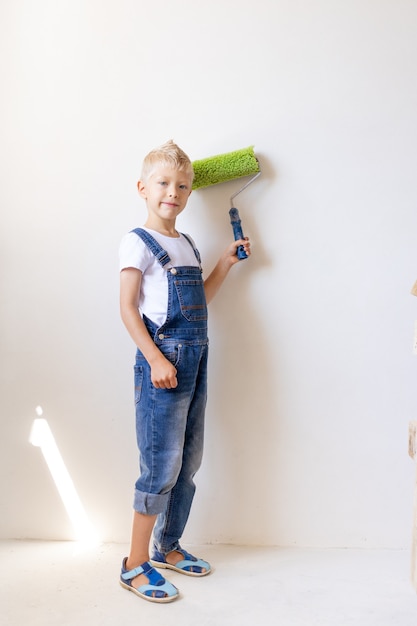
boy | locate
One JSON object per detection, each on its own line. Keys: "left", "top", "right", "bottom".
{"left": 118, "top": 140, "right": 251, "bottom": 602}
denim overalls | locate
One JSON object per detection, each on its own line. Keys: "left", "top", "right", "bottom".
{"left": 131, "top": 228, "right": 209, "bottom": 554}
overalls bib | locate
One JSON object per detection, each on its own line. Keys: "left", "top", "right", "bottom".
{"left": 131, "top": 228, "right": 209, "bottom": 554}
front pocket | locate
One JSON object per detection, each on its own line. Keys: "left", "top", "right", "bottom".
{"left": 174, "top": 279, "right": 207, "bottom": 322}
{"left": 159, "top": 342, "right": 182, "bottom": 367}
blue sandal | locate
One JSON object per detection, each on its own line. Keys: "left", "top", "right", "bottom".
{"left": 120, "top": 558, "right": 179, "bottom": 603}
{"left": 151, "top": 547, "right": 211, "bottom": 577}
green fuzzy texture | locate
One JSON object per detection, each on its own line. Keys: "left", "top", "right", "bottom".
{"left": 192, "top": 146, "right": 259, "bottom": 190}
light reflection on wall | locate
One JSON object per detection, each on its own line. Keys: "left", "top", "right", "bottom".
{"left": 30, "top": 406, "right": 98, "bottom": 545}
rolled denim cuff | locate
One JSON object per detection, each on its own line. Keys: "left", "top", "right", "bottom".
{"left": 133, "top": 489, "right": 170, "bottom": 515}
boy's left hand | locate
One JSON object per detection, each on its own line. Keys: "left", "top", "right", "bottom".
{"left": 229, "top": 237, "right": 251, "bottom": 264}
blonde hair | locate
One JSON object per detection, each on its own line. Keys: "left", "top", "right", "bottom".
{"left": 140, "top": 140, "right": 194, "bottom": 183}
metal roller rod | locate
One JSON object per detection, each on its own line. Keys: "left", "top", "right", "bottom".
{"left": 230, "top": 170, "right": 261, "bottom": 207}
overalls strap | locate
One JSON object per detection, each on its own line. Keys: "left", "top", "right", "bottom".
{"left": 131, "top": 228, "right": 171, "bottom": 267}
{"left": 181, "top": 233, "right": 202, "bottom": 267}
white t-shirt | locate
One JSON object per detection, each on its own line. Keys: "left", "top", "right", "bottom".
{"left": 119, "top": 228, "right": 200, "bottom": 327}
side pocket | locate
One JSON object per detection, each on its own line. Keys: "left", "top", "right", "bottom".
{"left": 134, "top": 365, "right": 143, "bottom": 405}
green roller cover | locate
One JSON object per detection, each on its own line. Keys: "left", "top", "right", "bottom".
{"left": 192, "top": 146, "right": 259, "bottom": 190}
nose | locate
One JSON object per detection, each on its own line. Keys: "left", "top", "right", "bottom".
{"left": 168, "top": 184, "right": 178, "bottom": 197}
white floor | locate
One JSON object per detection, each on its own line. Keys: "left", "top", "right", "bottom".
{"left": 1, "top": 541, "right": 416, "bottom": 626}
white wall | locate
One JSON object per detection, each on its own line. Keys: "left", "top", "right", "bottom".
{"left": 1, "top": 0, "right": 417, "bottom": 548}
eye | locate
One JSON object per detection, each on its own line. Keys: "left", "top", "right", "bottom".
{"left": 158, "top": 181, "right": 168, "bottom": 186}
{"left": 179, "top": 184, "right": 188, "bottom": 190}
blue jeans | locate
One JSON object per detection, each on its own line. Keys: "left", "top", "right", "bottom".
{"left": 130, "top": 228, "right": 208, "bottom": 554}
{"left": 134, "top": 339, "right": 208, "bottom": 552}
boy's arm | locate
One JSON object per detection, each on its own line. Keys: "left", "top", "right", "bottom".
{"left": 120, "top": 267, "right": 178, "bottom": 389}
{"left": 204, "top": 238, "right": 251, "bottom": 304}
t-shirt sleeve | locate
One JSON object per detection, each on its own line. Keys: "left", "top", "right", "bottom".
{"left": 119, "top": 232, "right": 152, "bottom": 273}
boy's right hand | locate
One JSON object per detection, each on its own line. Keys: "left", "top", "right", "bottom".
{"left": 150, "top": 354, "right": 178, "bottom": 389}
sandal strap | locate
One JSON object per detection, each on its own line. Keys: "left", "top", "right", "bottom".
{"left": 121, "top": 560, "right": 164, "bottom": 586}
{"left": 120, "top": 562, "right": 146, "bottom": 581}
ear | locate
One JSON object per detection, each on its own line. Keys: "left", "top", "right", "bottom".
{"left": 137, "top": 180, "right": 147, "bottom": 199}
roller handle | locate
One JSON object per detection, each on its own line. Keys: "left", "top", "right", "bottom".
{"left": 229, "top": 207, "right": 248, "bottom": 260}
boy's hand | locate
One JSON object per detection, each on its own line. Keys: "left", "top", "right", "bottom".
{"left": 229, "top": 237, "right": 251, "bottom": 265}
{"left": 150, "top": 354, "right": 178, "bottom": 389}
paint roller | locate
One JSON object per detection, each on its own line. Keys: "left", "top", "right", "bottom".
{"left": 192, "top": 146, "right": 261, "bottom": 260}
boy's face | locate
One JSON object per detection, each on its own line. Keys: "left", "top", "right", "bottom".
{"left": 138, "top": 164, "right": 192, "bottom": 226}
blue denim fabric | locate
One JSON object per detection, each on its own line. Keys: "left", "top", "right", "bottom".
{"left": 130, "top": 229, "right": 208, "bottom": 554}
